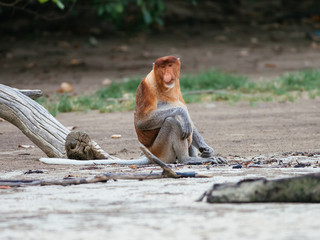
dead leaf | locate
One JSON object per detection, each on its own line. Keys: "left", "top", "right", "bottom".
{"left": 0, "top": 186, "right": 11, "bottom": 189}
{"left": 67, "top": 126, "right": 77, "bottom": 131}
{"left": 129, "top": 165, "right": 137, "bottom": 169}
{"left": 243, "top": 160, "right": 253, "bottom": 167}
{"left": 214, "top": 35, "right": 228, "bottom": 42}
{"left": 114, "top": 45, "right": 129, "bottom": 52}
{"left": 111, "top": 134, "right": 122, "bottom": 139}
{"left": 58, "top": 41, "right": 70, "bottom": 49}
{"left": 311, "top": 15, "right": 320, "bottom": 22}
{"left": 265, "top": 63, "right": 277, "bottom": 68}
{"left": 18, "top": 145, "right": 35, "bottom": 149}
{"left": 57, "top": 82, "right": 73, "bottom": 93}
{"left": 69, "top": 59, "right": 84, "bottom": 66}
{"left": 25, "top": 62, "right": 36, "bottom": 69}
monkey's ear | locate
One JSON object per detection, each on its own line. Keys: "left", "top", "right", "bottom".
{"left": 178, "top": 58, "right": 180, "bottom": 61}
{"left": 153, "top": 62, "right": 155, "bottom": 65}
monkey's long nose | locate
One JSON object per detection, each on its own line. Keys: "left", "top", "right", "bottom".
{"left": 164, "top": 73, "right": 172, "bottom": 83}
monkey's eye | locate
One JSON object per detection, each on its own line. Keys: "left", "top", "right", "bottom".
{"left": 168, "top": 64, "right": 172, "bottom": 67}
{"left": 161, "top": 65, "right": 165, "bottom": 68}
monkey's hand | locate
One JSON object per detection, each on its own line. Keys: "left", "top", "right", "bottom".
{"left": 199, "top": 146, "right": 214, "bottom": 158}
{"left": 179, "top": 118, "right": 192, "bottom": 140}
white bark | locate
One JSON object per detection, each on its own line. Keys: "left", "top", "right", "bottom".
{"left": 0, "top": 84, "right": 69, "bottom": 158}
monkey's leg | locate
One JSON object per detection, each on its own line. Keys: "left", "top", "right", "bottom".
{"left": 150, "top": 117, "right": 212, "bottom": 164}
{"left": 188, "top": 145, "right": 198, "bottom": 157}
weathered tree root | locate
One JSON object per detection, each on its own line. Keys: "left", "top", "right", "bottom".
{"left": 65, "top": 131, "right": 114, "bottom": 160}
{"left": 200, "top": 173, "right": 320, "bottom": 203}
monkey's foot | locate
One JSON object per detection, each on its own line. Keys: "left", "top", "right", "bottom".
{"left": 183, "top": 156, "right": 227, "bottom": 165}
{"left": 65, "top": 131, "right": 111, "bottom": 160}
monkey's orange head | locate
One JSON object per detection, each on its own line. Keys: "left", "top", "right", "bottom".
{"left": 153, "top": 56, "right": 181, "bottom": 90}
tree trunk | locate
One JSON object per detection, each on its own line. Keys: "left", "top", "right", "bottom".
{"left": 0, "top": 84, "right": 69, "bottom": 158}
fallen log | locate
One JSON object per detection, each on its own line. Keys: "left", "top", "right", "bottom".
{"left": 0, "top": 84, "right": 69, "bottom": 158}
{"left": 0, "top": 84, "right": 149, "bottom": 164}
{"left": 200, "top": 173, "right": 320, "bottom": 203}
{"left": 0, "top": 168, "right": 211, "bottom": 188}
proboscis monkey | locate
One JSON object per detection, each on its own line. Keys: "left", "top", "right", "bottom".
{"left": 134, "top": 56, "right": 222, "bottom": 164}
{"left": 40, "top": 56, "right": 225, "bottom": 165}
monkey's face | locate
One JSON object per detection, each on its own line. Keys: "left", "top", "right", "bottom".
{"left": 154, "top": 56, "right": 180, "bottom": 90}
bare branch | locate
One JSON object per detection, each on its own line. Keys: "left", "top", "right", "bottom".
{"left": 0, "top": 0, "right": 22, "bottom": 7}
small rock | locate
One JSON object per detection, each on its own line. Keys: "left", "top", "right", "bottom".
{"left": 273, "top": 45, "right": 283, "bottom": 54}
{"left": 250, "top": 37, "right": 259, "bottom": 44}
{"left": 102, "top": 78, "right": 112, "bottom": 86}
{"left": 311, "top": 42, "right": 320, "bottom": 50}
{"left": 89, "top": 36, "right": 98, "bottom": 47}
{"left": 238, "top": 49, "right": 249, "bottom": 57}
{"left": 5, "top": 53, "right": 13, "bottom": 59}
{"left": 232, "top": 164, "right": 242, "bottom": 169}
{"left": 117, "top": 45, "right": 129, "bottom": 52}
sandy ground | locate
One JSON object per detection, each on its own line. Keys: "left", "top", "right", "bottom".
{"left": 1, "top": 100, "right": 320, "bottom": 240}
{"left": 1, "top": 24, "right": 320, "bottom": 239}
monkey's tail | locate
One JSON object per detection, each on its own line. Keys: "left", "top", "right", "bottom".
{"left": 39, "top": 144, "right": 165, "bottom": 166}
{"left": 39, "top": 156, "right": 150, "bottom": 165}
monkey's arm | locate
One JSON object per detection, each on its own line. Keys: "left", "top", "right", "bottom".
{"left": 136, "top": 107, "right": 192, "bottom": 139}
{"left": 191, "top": 125, "right": 214, "bottom": 158}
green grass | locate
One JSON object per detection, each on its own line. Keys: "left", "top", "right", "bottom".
{"left": 37, "top": 69, "right": 320, "bottom": 116}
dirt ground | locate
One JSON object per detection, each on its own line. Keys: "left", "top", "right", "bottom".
{"left": 1, "top": 24, "right": 320, "bottom": 239}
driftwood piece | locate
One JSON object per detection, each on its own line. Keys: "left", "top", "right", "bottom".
{"left": 0, "top": 168, "right": 212, "bottom": 187}
{"left": 201, "top": 173, "right": 320, "bottom": 203}
{"left": 0, "top": 84, "right": 69, "bottom": 158}
{"left": 140, "top": 145, "right": 180, "bottom": 178}
{"left": 0, "top": 84, "right": 121, "bottom": 161}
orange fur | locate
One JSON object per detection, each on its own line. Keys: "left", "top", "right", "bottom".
{"left": 134, "top": 56, "right": 190, "bottom": 151}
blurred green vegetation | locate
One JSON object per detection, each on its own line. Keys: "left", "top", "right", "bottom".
{"left": 22, "top": 0, "right": 173, "bottom": 30}
{"left": 37, "top": 69, "right": 320, "bottom": 116}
